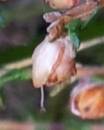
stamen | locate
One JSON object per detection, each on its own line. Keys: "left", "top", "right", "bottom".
{"left": 40, "top": 86, "right": 46, "bottom": 112}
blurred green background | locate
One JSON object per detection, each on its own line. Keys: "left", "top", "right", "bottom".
{"left": 0, "top": 0, "right": 104, "bottom": 130}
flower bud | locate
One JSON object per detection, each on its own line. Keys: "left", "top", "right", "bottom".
{"left": 45, "top": 0, "right": 79, "bottom": 10}
{"left": 32, "top": 35, "right": 76, "bottom": 88}
{"left": 70, "top": 78, "right": 104, "bottom": 119}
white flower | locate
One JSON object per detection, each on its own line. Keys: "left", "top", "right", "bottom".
{"left": 32, "top": 35, "right": 76, "bottom": 88}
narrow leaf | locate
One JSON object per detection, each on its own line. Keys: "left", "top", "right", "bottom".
{"left": 0, "top": 68, "right": 32, "bottom": 88}
{"left": 81, "top": 9, "right": 98, "bottom": 29}
{"left": 65, "top": 19, "right": 81, "bottom": 49}
{"left": 68, "top": 31, "right": 80, "bottom": 49}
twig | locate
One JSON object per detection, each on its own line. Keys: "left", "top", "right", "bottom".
{"left": 4, "top": 58, "right": 32, "bottom": 70}
{"left": 79, "top": 35, "right": 104, "bottom": 51}
{"left": 0, "top": 121, "right": 35, "bottom": 130}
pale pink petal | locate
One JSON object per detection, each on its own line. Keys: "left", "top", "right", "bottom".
{"left": 43, "top": 12, "right": 61, "bottom": 23}
{"left": 55, "top": 36, "right": 76, "bottom": 81}
{"left": 45, "top": 36, "right": 76, "bottom": 86}
{"left": 32, "top": 36, "right": 61, "bottom": 88}
{"left": 46, "top": 20, "right": 59, "bottom": 33}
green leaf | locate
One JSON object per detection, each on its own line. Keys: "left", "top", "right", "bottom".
{"left": 0, "top": 68, "right": 32, "bottom": 88}
{"left": 65, "top": 10, "right": 97, "bottom": 49}
{"left": 81, "top": 9, "right": 98, "bottom": 29}
{"left": 65, "top": 18, "right": 81, "bottom": 31}
{"left": 68, "top": 31, "right": 80, "bottom": 49}
{"left": 65, "top": 19, "right": 81, "bottom": 49}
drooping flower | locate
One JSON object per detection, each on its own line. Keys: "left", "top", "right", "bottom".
{"left": 70, "top": 77, "right": 104, "bottom": 119}
{"left": 32, "top": 35, "right": 76, "bottom": 88}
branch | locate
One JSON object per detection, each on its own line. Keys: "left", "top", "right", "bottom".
{"left": 4, "top": 58, "right": 32, "bottom": 70}
{"left": 79, "top": 36, "right": 104, "bottom": 51}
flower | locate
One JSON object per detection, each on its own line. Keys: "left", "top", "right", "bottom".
{"left": 32, "top": 35, "right": 76, "bottom": 88}
{"left": 70, "top": 77, "right": 104, "bottom": 119}
{"left": 45, "top": 0, "right": 79, "bottom": 10}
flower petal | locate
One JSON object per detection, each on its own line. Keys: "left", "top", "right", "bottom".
{"left": 43, "top": 12, "right": 61, "bottom": 23}
{"left": 46, "top": 36, "right": 76, "bottom": 86}
{"left": 32, "top": 36, "right": 63, "bottom": 88}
